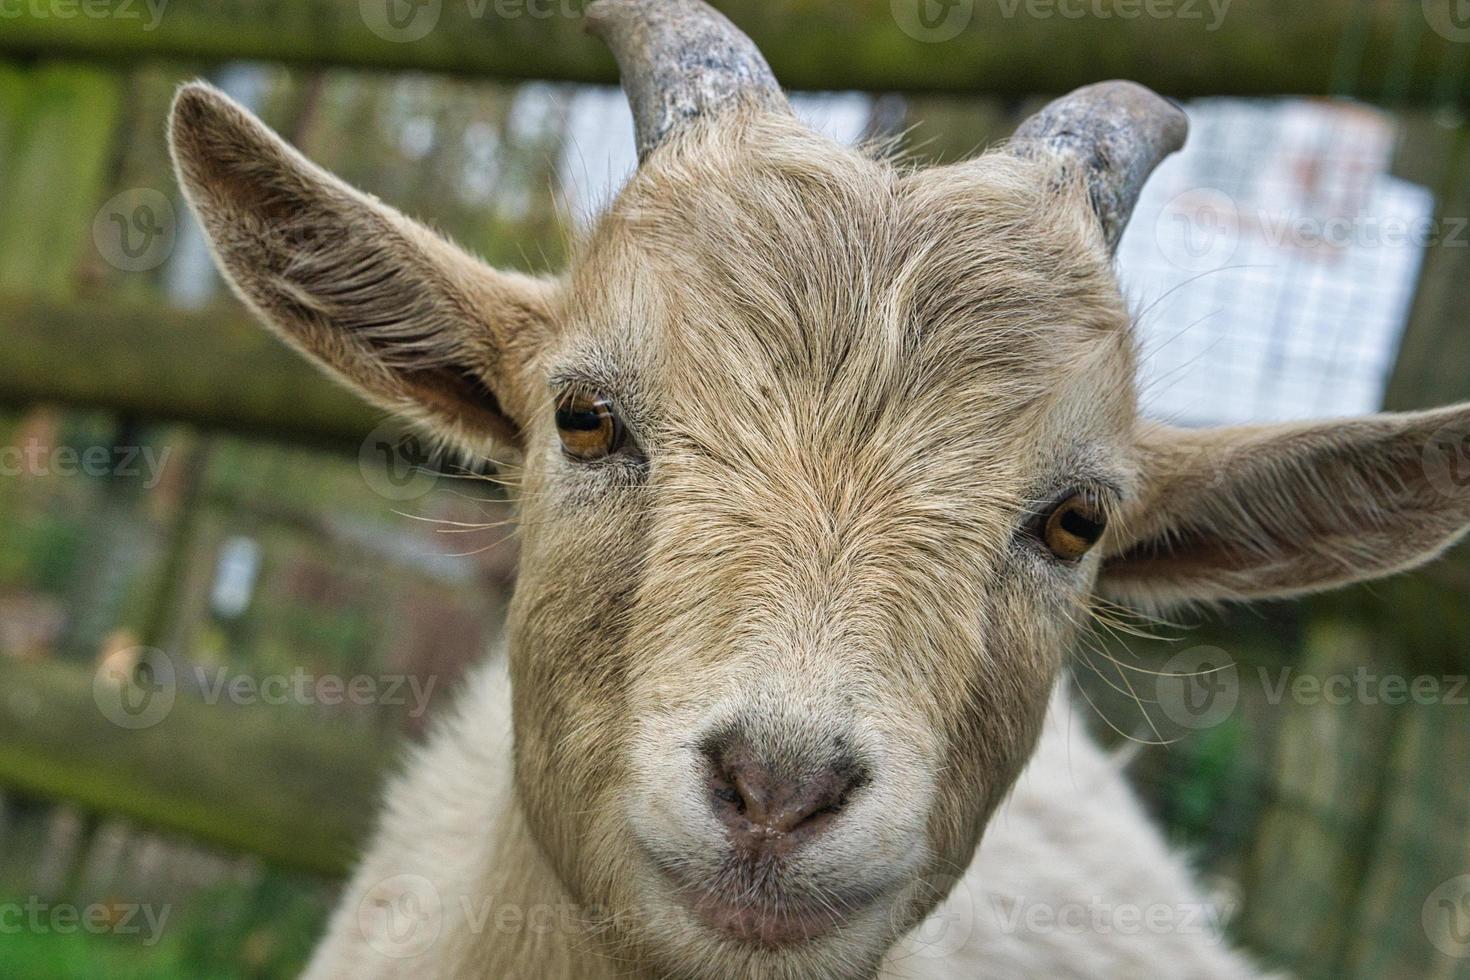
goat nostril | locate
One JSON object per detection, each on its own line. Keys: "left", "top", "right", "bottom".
{"left": 713, "top": 782, "right": 744, "bottom": 813}
{"left": 702, "top": 735, "right": 868, "bottom": 854}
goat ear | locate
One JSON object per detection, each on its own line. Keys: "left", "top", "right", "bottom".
{"left": 1099, "top": 406, "right": 1470, "bottom": 607}
{"left": 168, "top": 82, "right": 554, "bottom": 457}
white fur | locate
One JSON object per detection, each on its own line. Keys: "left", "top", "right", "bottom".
{"left": 305, "top": 653, "right": 1272, "bottom": 979}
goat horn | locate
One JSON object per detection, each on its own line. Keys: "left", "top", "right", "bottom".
{"left": 586, "top": 0, "right": 789, "bottom": 161}
{"left": 1009, "top": 81, "right": 1188, "bottom": 253}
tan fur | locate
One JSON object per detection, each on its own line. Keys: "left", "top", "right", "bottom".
{"left": 1104, "top": 408, "right": 1470, "bottom": 604}
{"left": 168, "top": 79, "right": 1470, "bottom": 980}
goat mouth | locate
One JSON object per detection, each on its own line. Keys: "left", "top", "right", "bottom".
{"left": 656, "top": 865, "right": 880, "bottom": 947}
{"left": 687, "top": 891, "right": 845, "bottom": 946}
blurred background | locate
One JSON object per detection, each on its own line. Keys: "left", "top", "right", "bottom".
{"left": 2, "top": 1, "right": 1470, "bottom": 977}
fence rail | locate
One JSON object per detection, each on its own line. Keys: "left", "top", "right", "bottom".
{"left": 2, "top": 296, "right": 379, "bottom": 450}
{"left": 0, "top": 657, "right": 382, "bottom": 876}
{"left": 4, "top": 12, "right": 1470, "bottom": 979}
{"left": 0, "top": 1, "right": 1465, "bottom": 105}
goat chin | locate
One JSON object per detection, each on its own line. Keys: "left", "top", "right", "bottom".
{"left": 302, "top": 650, "right": 1274, "bottom": 980}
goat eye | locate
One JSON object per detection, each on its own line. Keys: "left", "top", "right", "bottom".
{"left": 555, "top": 391, "right": 624, "bottom": 461}
{"left": 1039, "top": 493, "right": 1108, "bottom": 562}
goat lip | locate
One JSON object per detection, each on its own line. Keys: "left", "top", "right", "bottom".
{"left": 691, "top": 892, "right": 844, "bottom": 946}
{"left": 657, "top": 868, "right": 875, "bottom": 946}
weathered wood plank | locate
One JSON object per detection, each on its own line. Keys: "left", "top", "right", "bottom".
{"left": 0, "top": 656, "right": 388, "bottom": 876}
{"left": 1385, "top": 115, "right": 1470, "bottom": 412}
{"left": 1235, "top": 623, "right": 1398, "bottom": 978}
{"left": 0, "top": 295, "right": 381, "bottom": 451}
{"left": 0, "top": 0, "right": 1459, "bottom": 104}
{"left": 0, "top": 64, "right": 122, "bottom": 298}
{"left": 1342, "top": 694, "right": 1470, "bottom": 979}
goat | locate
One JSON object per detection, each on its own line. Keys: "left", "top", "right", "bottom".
{"left": 166, "top": 1, "right": 1470, "bottom": 976}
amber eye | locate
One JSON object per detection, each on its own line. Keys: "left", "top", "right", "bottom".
{"left": 1039, "top": 492, "right": 1109, "bottom": 561}
{"left": 554, "top": 391, "right": 625, "bottom": 461}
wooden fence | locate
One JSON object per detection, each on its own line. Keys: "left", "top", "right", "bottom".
{"left": 1, "top": 5, "right": 1469, "bottom": 978}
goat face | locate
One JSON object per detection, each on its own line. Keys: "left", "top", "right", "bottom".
{"left": 170, "top": 1, "right": 1470, "bottom": 977}
{"left": 506, "top": 112, "right": 1140, "bottom": 976}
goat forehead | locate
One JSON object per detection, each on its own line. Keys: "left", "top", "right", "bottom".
{"left": 572, "top": 137, "right": 1131, "bottom": 404}
{"left": 571, "top": 251, "right": 1134, "bottom": 472}
{"left": 559, "top": 128, "right": 1138, "bottom": 519}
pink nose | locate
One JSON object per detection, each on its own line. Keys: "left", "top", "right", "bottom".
{"left": 703, "top": 733, "right": 869, "bottom": 860}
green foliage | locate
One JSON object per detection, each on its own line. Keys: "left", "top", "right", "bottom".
{"left": 0, "top": 927, "right": 190, "bottom": 980}
{"left": 0, "top": 657, "right": 391, "bottom": 877}
{"left": 1165, "top": 715, "right": 1247, "bottom": 848}
{"left": 0, "top": 873, "right": 328, "bottom": 980}
{"left": 0, "top": 65, "right": 121, "bottom": 299}
{"left": 0, "top": 513, "right": 84, "bottom": 593}
{"left": 172, "top": 873, "right": 330, "bottom": 980}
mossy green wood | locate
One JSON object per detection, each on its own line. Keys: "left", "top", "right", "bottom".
{"left": 1235, "top": 622, "right": 1399, "bottom": 978}
{"left": 0, "top": 296, "right": 382, "bottom": 451}
{"left": 1342, "top": 698, "right": 1470, "bottom": 979}
{"left": 0, "top": 64, "right": 121, "bottom": 298}
{"left": 1385, "top": 114, "right": 1470, "bottom": 417}
{"left": 1311, "top": 111, "right": 1470, "bottom": 979}
{"left": 0, "top": 657, "right": 387, "bottom": 876}
{"left": 0, "top": 0, "right": 1459, "bottom": 104}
